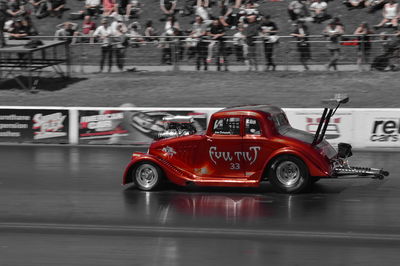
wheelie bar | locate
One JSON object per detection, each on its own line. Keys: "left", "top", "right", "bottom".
{"left": 333, "top": 166, "right": 390, "bottom": 179}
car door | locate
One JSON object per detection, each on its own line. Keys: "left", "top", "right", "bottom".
{"left": 198, "top": 116, "right": 245, "bottom": 178}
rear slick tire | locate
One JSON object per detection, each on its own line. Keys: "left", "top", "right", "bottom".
{"left": 268, "top": 155, "right": 311, "bottom": 194}
{"left": 132, "top": 162, "right": 164, "bottom": 191}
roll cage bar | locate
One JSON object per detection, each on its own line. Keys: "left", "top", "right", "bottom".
{"left": 312, "top": 94, "right": 349, "bottom": 146}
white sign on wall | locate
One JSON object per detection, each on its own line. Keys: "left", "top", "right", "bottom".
{"left": 355, "top": 110, "right": 400, "bottom": 148}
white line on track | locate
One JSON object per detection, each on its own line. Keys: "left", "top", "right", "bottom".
{"left": 1, "top": 222, "right": 400, "bottom": 242}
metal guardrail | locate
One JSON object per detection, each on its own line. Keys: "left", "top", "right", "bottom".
{"left": 2, "top": 34, "right": 400, "bottom": 71}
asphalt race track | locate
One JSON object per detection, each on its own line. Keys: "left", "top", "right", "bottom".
{"left": 1, "top": 145, "right": 400, "bottom": 266}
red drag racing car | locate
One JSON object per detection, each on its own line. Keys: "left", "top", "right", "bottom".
{"left": 123, "top": 97, "right": 389, "bottom": 193}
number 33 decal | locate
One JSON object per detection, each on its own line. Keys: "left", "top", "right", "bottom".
{"left": 230, "top": 163, "right": 240, "bottom": 170}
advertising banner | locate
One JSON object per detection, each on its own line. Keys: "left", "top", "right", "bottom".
{"left": 285, "top": 109, "right": 354, "bottom": 147}
{"left": 78, "top": 109, "right": 208, "bottom": 145}
{"left": 356, "top": 110, "right": 400, "bottom": 148}
{"left": 0, "top": 109, "right": 69, "bottom": 143}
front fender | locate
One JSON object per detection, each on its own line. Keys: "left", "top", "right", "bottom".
{"left": 263, "top": 148, "right": 331, "bottom": 178}
{"left": 122, "top": 152, "right": 193, "bottom": 186}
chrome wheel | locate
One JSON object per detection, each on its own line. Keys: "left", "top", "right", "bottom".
{"left": 276, "top": 161, "right": 301, "bottom": 187}
{"left": 135, "top": 164, "right": 159, "bottom": 189}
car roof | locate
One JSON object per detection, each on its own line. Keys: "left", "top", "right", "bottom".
{"left": 217, "top": 105, "right": 284, "bottom": 116}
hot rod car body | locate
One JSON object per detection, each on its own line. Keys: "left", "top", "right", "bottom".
{"left": 123, "top": 100, "right": 389, "bottom": 193}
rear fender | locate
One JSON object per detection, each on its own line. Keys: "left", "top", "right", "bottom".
{"left": 262, "top": 148, "right": 331, "bottom": 179}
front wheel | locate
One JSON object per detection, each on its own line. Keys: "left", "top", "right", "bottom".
{"left": 268, "top": 155, "right": 311, "bottom": 193}
{"left": 132, "top": 162, "right": 164, "bottom": 191}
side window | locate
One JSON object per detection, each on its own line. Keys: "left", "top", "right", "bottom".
{"left": 245, "top": 118, "right": 261, "bottom": 135}
{"left": 213, "top": 117, "right": 241, "bottom": 135}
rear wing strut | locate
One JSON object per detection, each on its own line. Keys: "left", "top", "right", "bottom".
{"left": 312, "top": 94, "right": 349, "bottom": 146}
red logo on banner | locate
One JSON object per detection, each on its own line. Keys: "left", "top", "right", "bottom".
{"left": 306, "top": 117, "right": 341, "bottom": 139}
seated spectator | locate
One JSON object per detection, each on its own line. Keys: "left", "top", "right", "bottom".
{"left": 342, "top": 0, "right": 365, "bottom": 10}
{"left": 374, "top": 0, "right": 399, "bottom": 29}
{"left": 165, "top": 15, "right": 180, "bottom": 35}
{"left": 195, "top": 0, "right": 210, "bottom": 23}
{"left": 29, "top": 0, "right": 49, "bottom": 19}
{"left": 7, "top": 0, "right": 26, "bottom": 18}
{"left": 82, "top": 0, "right": 101, "bottom": 17}
{"left": 74, "top": 15, "right": 96, "bottom": 43}
{"left": 309, "top": 0, "right": 330, "bottom": 23}
{"left": 47, "top": 0, "right": 66, "bottom": 18}
{"left": 8, "top": 19, "right": 29, "bottom": 40}
{"left": 242, "top": 0, "right": 259, "bottom": 15}
{"left": 127, "top": 21, "right": 144, "bottom": 46}
{"left": 288, "top": 0, "right": 311, "bottom": 22}
{"left": 144, "top": 20, "right": 157, "bottom": 41}
{"left": 103, "top": 0, "right": 117, "bottom": 17}
{"left": 125, "top": 0, "right": 142, "bottom": 19}
{"left": 55, "top": 21, "right": 78, "bottom": 43}
{"left": 181, "top": 0, "right": 196, "bottom": 16}
{"left": 219, "top": 0, "right": 235, "bottom": 27}
{"left": 110, "top": 14, "right": 128, "bottom": 36}
{"left": 160, "top": 0, "right": 177, "bottom": 21}
{"left": 365, "top": 0, "right": 387, "bottom": 13}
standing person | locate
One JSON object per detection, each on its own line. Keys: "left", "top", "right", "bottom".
{"left": 190, "top": 15, "right": 208, "bottom": 70}
{"left": 93, "top": 18, "right": 113, "bottom": 72}
{"left": 260, "top": 15, "right": 278, "bottom": 71}
{"left": 291, "top": 21, "right": 311, "bottom": 70}
{"left": 354, "top": 22, "right": 374, "bottom": 70}
{"left": 206, "top": 17, "right": 227, "bottom": 71}
{"left": 323, "top": 19, "right": 344, "bottom": 71}
{"left": 0, "top": 0, "right": 8, "bottom": 48}
{"left": 232, "top": 26, "right": 246, "bottom": 62}
{"left": 112, "top": 22, "right": 128, "bottom": 71}
{"left": 243, "top": 12, "right": 259, "bottom": 71}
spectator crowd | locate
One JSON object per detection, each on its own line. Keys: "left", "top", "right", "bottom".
{"left": 1, "top": 0, "right": 400, "bottom": 71}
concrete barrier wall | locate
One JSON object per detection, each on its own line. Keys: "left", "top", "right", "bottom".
{"left": 1, "top": 106, "right": 399, "bottom": 149}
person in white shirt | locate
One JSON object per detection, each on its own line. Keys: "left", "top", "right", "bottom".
{"left": 232, "top": 26, "right": 247, "bottom": 62}
{"left": 374, "top": 0, "right": 399, "bottom": 28}
{"left": 93, "top": 18, "right": 114, "bottom": 72}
